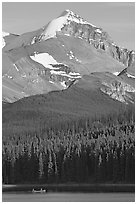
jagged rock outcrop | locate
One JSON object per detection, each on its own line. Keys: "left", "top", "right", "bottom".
{"left": 56, "top": 10, "right": 135, "bottom": 67}
{"left": 101, "top": 80, "right": 135, "bottom": 104}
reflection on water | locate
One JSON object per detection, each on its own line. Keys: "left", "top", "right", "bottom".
{"left": 3, "top": 192, "right": 135, "bottom": 202}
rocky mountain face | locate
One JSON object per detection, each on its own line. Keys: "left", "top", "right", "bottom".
{"left": 30, "top": 10, "right": 135, "bottom": 68}
{"left": 101, "top": 80, "right": 135, "bottom": 104}
{"left": 62, "top": 24, "right": 135, "bottom": 67}
{"left": 2, "top": 10, "right": 135, "bottom": 104}
{"left": 60, "top": 11, "right": 135, "bottom": 67}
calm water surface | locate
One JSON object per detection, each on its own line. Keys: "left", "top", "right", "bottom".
{"left": 3, "top": 192, "right": 135, "bottom": 202}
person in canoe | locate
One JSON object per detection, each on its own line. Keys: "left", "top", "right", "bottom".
{"left": 32, "top": 188, "right": 47, "bottom": 193}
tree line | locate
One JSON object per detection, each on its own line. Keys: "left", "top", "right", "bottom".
{"left": 2, "top": 108, "right": 135, "bottom": 184}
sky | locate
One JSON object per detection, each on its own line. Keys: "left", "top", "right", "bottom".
{"left": 2, "top": 2, "right": 135, "bottom": 50}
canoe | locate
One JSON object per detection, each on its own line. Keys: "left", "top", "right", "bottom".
{"left": 32, "top": 188, "right": 47, "bottom": 193}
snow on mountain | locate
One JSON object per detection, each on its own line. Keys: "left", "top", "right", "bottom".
{"left": 30, "top": 53, "right": 60, "bottom": 69}
{"left": 40, "top": 9, "right": 134, "bottom": 68}
{"left": 41, "top": 14, "right": 68, "bottom": 41}
{"left": 38, "top": 9, "right": 97, "bottom": 42}
{"left": 2, "top": 10, "right": 135, "bottom": 104}
{"left": 2, "top": 39, "right": 6, "bottom": 48}
{"left": 65, "top": 9, "right": 96, "bottom": 26}
{"left": 66, "top": 50, "right": 82, "bottom": 63}
{"left": 50, "top": 70, "right": 81, "bottom": 79}
{"left": 2, "top": 31, "right": 20, "bottom": 49}
{"left": 60, "top": 81, "right": 67, "bottom": 89}
{"left": 30, "top": 52, "right": 81, "bottom": 81}
{"left": 2, "top": 31, "right": 9, "bottom": 37}
{"left": 126, "top": 73, "right": 135, "bottom": 79}
{"left": 113, "top": 72, "right": 120, "bottom": 76}
{"left": 95, "top": 29, "right": 102, "bottom": 34}
{"left": 2, "top": 32, "right": 10, "bottom": 48}
{"left": 2, "top": 10, "right": 134, "bottom": 69}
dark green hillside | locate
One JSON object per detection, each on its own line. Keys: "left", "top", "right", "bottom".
{"left": 3, "top": 76, "right": 130, "bottom": 137}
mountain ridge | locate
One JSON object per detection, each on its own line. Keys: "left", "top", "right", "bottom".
{"left": 2, "top": 9, "right": 135, "bottom": 103}
{"left": 3, "top": 9, "right": 134, "bottom": 67}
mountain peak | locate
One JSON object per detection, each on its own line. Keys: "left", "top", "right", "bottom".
{"left": 41, "top": 9, "right": 97, "bottom": 41}
{"left": 60, "top": 9, "right": 78, "bottom": 17}
{"left": 65, "top": 9, "right": 73, "bottom": 13}
{"left": 60, "top": 9, "right": 74, "bottom": 16}
{"left": 60, "top": 9, "right": 96, "bottom": 27}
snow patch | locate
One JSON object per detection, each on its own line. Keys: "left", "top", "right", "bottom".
{"left": 96, "top": 29, "right": 102, "bottom": 34}
{"left": 64, "top": 34, "right": 70, "bottom": 36}
{"left": 49, "top": 80, "right": 54, "bottom": 84}
{"left": 31, "top": 37, "right": 36, "bottom": 44}
{"left": 112, "top": 42, "right": 116, "bottom": 46}
{"left": 126, "top": 73, "right": 135, "bottom": 79}
{"left": 8, "top": 76, "right": 13, "bottom": 79}
{"left": 50, "top": 70, "right": 81, "bottom": 79}
{"left": 75, "top": 57, "right": 82, "bottom": 63}
{"left": 30, "top": 53, "right": 59, "bottom": 69}
{"left": 50, "top": 70, "right": 65, "bottom": 75}
{"left": 5, "top": 74, "right": 13, "bottom": 79}
{"left": 69, "top": 72, "right": 80, "bottom": 76}
{"left": 2, "top": 32, "right": 10, "bottom": 37}
{"left": 2, "top": 31, "right": 10, "bottom": 48}
{"left": 13, "top": 64, "right": 19, "bottom": 72}
{"left": 66, "top": 10, "right": 96, "bottom": 27}
{"left": 2, "top": 39, "right": 6, "bottom": 48}
{"left": 113, "top": 72, "right": 120, "bottom": 76}
{"left": 60, "top": 81, "right": 67, "bottom": 88}
{"left": 21, "top": 74, "right": 27, "bottom": 78}
{"left": 67, "top": 50, "right": 82, "bottom": 63}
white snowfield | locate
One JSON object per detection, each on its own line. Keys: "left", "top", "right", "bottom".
{"left": 42, "top": 15, "right": 69, "bottom": 40}
{"left": 30, "top": 52, "right": 81, "bottom": 79}
{"left": 30, "top": 53, "right": 60, "bottom": 69}
{"left": 2, "top": 31, "right": 9, "bottom": 48}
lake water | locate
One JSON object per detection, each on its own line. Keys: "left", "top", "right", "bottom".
{"left": 3, "top": 192, "right": 135, "bottom": 202}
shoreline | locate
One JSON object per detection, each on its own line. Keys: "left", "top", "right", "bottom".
{"left": 3, "top": 183, "right": 135, "bottom": 193}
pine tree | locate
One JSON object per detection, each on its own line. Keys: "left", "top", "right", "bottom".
{"left": 39, "top": 152, "right": 44, "bottom": 181}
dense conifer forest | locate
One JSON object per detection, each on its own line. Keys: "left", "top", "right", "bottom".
{"left": 2, "top": 108, "right": 135, "bottom": 184}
